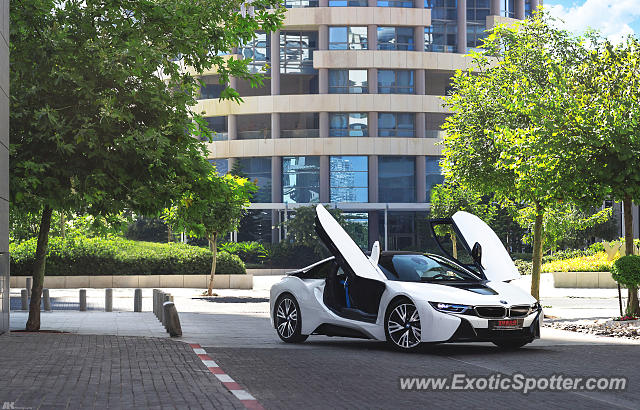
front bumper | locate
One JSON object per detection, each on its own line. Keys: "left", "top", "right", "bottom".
{"left": 446, "top": 310, "right": 542, "bottom": 343}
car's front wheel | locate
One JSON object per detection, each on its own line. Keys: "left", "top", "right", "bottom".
{"left": 492, "top": 338, "right": 531, "bottom": 349}
{"left": 385, "top": 298, "right": 422, "bottom": 352}
{"left": 274, "top": 294, "right": 308, "bottom": 343}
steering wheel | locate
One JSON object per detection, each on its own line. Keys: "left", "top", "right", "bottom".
{"left": 430, "top": 272, "right": 455, "bottom": 280}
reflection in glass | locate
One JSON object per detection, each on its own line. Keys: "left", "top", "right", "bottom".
{"left": 284, "top": 0, "right": 319, "bottom": 7}
{"left": 330, "top": 156, "right": 368, "bottom": 203}
{"left": 378, "top": 70, "right": 414, "bottom": 94}
{"left": 379, "top": 156, "right": 416, "bottom": 203}
{"left": 204, "top": 117, "right": 228, "bottom": 141}
{"left": 426, "top": 156, "right": 445, "bottom": 202}
{"left": 282, "top": 156, "right": 321, "bottom": 203}
{"left": 424, "top": 0, "right": 458, "bottom": 52}
{"left": 329, "top": 0, "right": 368, "bottom": 5}
{"left": 328, "top": 69, "right": 368, "bottom": 94}
{"left": 237, "top": 114, "right": 270, "bottom": 140}
{"left": 281, "top": 113, "right": 320, "bottom": 138}
{"left": 377, "top": 27, "right": 414, "bottom": 51}
{"left": 237, "top": 157, "right": 272, "bottom": 203}
{"left": 208, "top": 159, "right": 229, "bottom": 175}
{"left": 329, "top": 113, "right": 368, "bottom": 137}
{"left": 377, "top": 0, "right": 413, "bottom": 7}
{"left": 280, "top": 31, "right": 318, "bottom": 74}
{"left": 329, "top": 26, "right": 368, "bottom": 50}
{"left": 378, "top": 113, "right": 415, "bottom": 137}
{"left": 240, "top": 32, "right": 270, "bottom": 73}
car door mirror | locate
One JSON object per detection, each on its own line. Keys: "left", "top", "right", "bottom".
{"left": 471, "top": 242, "right": 483, "bottom": 267}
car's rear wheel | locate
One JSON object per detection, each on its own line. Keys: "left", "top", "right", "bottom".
{"left": 385, "top": 298, "right": 422, "bottom": 352}
{"left": 492, "top": 338, "right": 531, "bottom": 349}
{"left": 274, "top": 294, "right": 308, "bottom": 343}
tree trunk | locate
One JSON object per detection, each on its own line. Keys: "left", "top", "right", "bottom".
{"left": 450, "top": 232, "right": 458, "bottom": 259}
{"left": 25, "top": 205, "right": 53, "bottom": 331}
{"left": 207, "top": 232, "right": 218, "bottom": 296}
{"left": 530, "top": 203, "right": 544, "bottom": 301}
{"left": 167, "top": 225, "right": 172, "bottom": 243}
{"left": 59, "top": 212, "right": 66, "bottom": 239}
{"left": 623, "top": 196, "right": 639, "bottom": 315}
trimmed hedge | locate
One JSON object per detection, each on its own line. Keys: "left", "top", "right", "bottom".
{"left": 10, "top": 236, "right": 245, "bottom": 276}
{"left": 612, "top": 255, "right": 640, "bottom": 287}
{"left": 541, "top": 252, "right": 612, "bottom": 273}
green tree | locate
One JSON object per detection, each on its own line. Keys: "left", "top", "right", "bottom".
{"left": 10, "top": 0, "right": 283, "bottom": 329}
{"left": 163, "top": 167, "right": 257, "bottom": 296}
{"left": 571, "top": 37, "right": 640, "bottom": 314}
{"left": 442, "top": 13, "right": 606, "bottom": 299}
{"left": 284, "top": 206, "right": 349, "bottom": 257}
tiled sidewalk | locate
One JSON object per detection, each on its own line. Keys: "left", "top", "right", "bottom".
{"left": 0, "top": 333, "right": 244, "bottom": 409}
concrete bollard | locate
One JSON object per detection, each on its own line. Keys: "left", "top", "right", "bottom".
{"left": 21, "top": 289, "right": 28, "bottom": 310}
{"left": 79, "top": 289, "right": 87, "bottom": 311}
{"left": 43, "top": 288, "right": 51, "bottom": 311}
{"left": 162, "top": 294, "right": 171, "bottom": 327}
{"left": 134, "top": 288, "right": 142, "bottom": 312}
{"left": 152, "top": 290, "right": 157, "bottom": 316}
{"left": 162, "top": 301, "right": 182, "bottom": 337}
{"left": 105, "top": 288, "right": 113, "bottom": 312}
{"left": 26, "top": 277, "right": 32, "bottom": 297}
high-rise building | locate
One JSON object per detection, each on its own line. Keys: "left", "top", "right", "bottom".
{"left": 197, "top": 0, "right": 535, "bottom": 250}
{"left": 1, "top": 0, "right": 9, "bottom": 334}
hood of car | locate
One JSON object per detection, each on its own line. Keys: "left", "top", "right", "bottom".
{"left": 388, "top": 279, "right": 536, "bottom": 307}
{"left": 451, "top": 211, "right": 521, "bottom": 282}
{"left": 314, "top": 204, "right": 386, "bottom": 282}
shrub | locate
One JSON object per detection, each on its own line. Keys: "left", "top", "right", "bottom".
{"left": 10, "top": 236, "right": 245, "bottom": 276}
{"left": 611, "top": 255, "right": 640, "bottom": 288}
{"left": 218, "top": 241, "right": 269, "bottom": 264}
{"left": 514, "top": 259, "right": 532, "bottom": 275}
{"left": 541, "top": 252, "right": 612, "bottom": 273}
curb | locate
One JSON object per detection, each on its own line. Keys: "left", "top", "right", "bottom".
{"left": 190, "top": 344, "right": 264, "bottom": 410}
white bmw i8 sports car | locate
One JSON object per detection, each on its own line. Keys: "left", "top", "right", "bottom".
{"left": 270, "top": 204, "right": 541, "bottom": 351}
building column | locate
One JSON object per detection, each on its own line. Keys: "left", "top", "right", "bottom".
{"left": 320, "top": 112, "right": 329, "bottom": 138}
{"left": 228, "top": 115, "right": 237, "bottom": 140}
{"left": 270, "top": 30, "right": 280, "bottom": 96}
{"left": 416, "top": 156, "right": 426, "bottom": 203}
{"left": 368, "top": 24, "right": 377, "bottom": 51}
{"left": 416, "top": 113, "right": 425, "bottom": 138}
{"left": 457, "top": 0, "right": 467, "bottom": 54}
{"left": 271, "top": 113, "right": 280, "bottom": 139}
{"left": 320, "top": 156, "right": 330, "bottom": 203}
{"left": 490, "top": 0, "right": 500, "bottom": 15}
{"left": 530, "top": 0, "right": 540, "bottom": 14}
{"left": 515, "top": 0, "right": 525, "bottom": 20}
{"left": 368, "top": 155, "right": 380, "bottom": 249}
{"left": 271, "top": 156, "right": 281, "bottom": 243}
{"left": 369, "top": 112, "right": 378, "bottom": 138}
{"left": 319, "top": 24, "right": 329, "bottom": 95}
{"left": 319, "top": 0, "right": 328, "bottom": 6}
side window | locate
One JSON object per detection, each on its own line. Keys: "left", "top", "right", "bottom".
{"left": 430, "top": 221, "right": 475, "bottom": 266}
{"left": 303, "top": 260, "right": 336, "bottom": 279}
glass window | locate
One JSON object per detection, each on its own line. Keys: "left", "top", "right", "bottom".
{"left": 204, "top": 117, "right": 228, "bottom": 141}
{"left": 467, "top": 0, "right": 490, "bottom": 21}
{"left": 237, "top": 157, "right": 272, "bottom": 203}
{"left": 425, "top": 23, "right": 457, "bottom": 53}
{"left": 209, "top": 159, "right": 229, "bottom": 175}
{"left": 284, "top": 0, "right": 319, "bottom": 7}
{"left": 328, "top": 69, "right": 368, "bottom": 94}
{"left": 426, "top": 156, "right": 444, "bottom": 202}
{"left": 425, "top": 0, "right": 458, "bottom": 20}
{"left": 329, "top": 0, "right": 368, "bottom": 5}
{"left": 467, "top": 22, "right": 487, "bottom": 51}
{"left": 425, "top": 113, "right": 449, "bottom": 138}
{"left": 237, "top": 114, "right": 270, "bottom": 140}
{"left": 280, "top": 31, "right": 317, "bottom": 74}
{"left": 330, "top": 156, "right": 368, "bottom": 203}
{"left": 377, "top": 0, "right": 413, "bottom": 7}
{"left": 282, "top": 156, "right": 321, "bottom": 203}
{"left": 502, "top": 0, "right": 516, "bottom": 18}
{"left": 240, "top": 32, "right": 270, "bottom": 73}
{"left": 329, "top": 27, "right": 368, "bottom": 50}
{"left": 377, "top": 27, "right": 414, "bottom": 50}
{"left": 378, "top": 113, "right": 415, "bottom": 137}
{"left": 378, "top": 70, "right": 414, "bottom": 94}
{"left": 281, "top": 113, "right": 320, "bottom": 138}
{"left": 525, "top": 0, "right": 533, "bottom": 17}
{"left": 238, "top": 210, "right": 272, "bottom": 243}
{"left": 280, "top": 73, "right": 318, "bottom": 95}
{"left": 379, "top": 156, "right": 416, "bottom": 203}
{"left": 329, "top": 113, "right": 368, "bottom": 137}
{"left": 199, "top": 83, "right": 225, "bottom": 100}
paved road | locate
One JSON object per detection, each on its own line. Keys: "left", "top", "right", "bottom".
{"left": 206, "top": 339, "right": 639, "bottom": 409}
{"left": 0, "top": 333, "right": 243, "bottom": 410}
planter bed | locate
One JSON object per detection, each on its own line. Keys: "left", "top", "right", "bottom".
{"left": 551, "top": 271, "right": 617, "bottom": 288}
{"left": 9, "top": 274, "right": 253, "bottom": 290}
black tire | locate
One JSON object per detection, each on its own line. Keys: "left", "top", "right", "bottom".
{"left": 384, "top": 298, "right": 422, "bottom": 352}
{"left": 274, "top": 294, "right": 308, "bottom": 343}
{"left": 492, "top": 338, "right": 531, "bottom": 349}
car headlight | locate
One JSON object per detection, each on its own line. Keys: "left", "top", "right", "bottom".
{"left": 429, "top": 302, "right": 473, "bottom": 314}
{"left": 531, "top": 302, "right": 541, "bottom": 312}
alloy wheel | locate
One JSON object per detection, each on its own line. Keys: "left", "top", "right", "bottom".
{"left": 276, "top": 297, "right": 298, "bottom": 339}
{"left": 387, "top": 303, "right": 421, "bottom": 349}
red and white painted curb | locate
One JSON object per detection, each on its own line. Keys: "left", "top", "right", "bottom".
{"left": 190, "top": 344, "right": 264, "bottom": 410}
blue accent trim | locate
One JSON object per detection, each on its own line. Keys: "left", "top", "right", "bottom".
{"left": 340, "top": 279, "right": 351, "bottom": 308}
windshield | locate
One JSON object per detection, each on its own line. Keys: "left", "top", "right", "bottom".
{"left": 378, "top": 254, "right": 481, "bottom": 283}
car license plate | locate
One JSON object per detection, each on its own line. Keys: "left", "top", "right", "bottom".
{"left": 489, "top": 319, "right": 523, "bottom": 330}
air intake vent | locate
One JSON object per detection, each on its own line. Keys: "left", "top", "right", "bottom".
{"left": 509, "top": 305, "right": 531, "bottom": 318}
{"left": 474, "top": 306, "right": 506, "bottom": 318}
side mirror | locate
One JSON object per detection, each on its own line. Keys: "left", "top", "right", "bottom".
{"left": 370, "top": 241, "right": 380, "bottom": 265}
{"left": 471, "top": 242, "right": 483, "bottom": 267}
